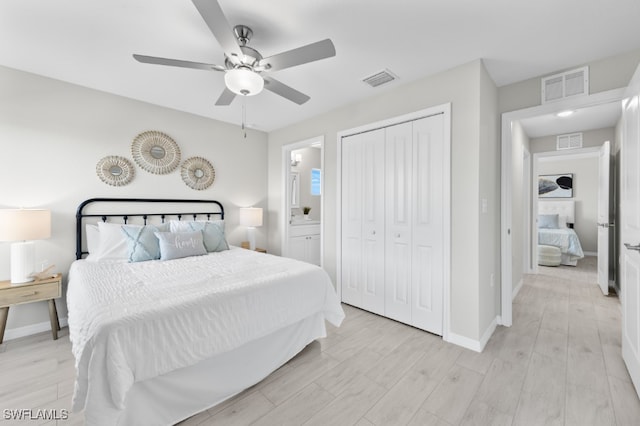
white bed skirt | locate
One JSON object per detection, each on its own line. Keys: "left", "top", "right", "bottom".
{"left": 85, "top": 312, "right": 327, "bottom": 426}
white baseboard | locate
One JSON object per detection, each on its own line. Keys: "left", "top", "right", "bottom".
{"left": 3, "top": 317, "right": 68, "bottom": 342}
{"left": 446, "top": 316, "right": 499, "bottom": 353}
{"left": 584, "top": 251, "right": 597, "bottom": 256}
{"left": 513, "top": 278, "right": 524, "bottom": 300}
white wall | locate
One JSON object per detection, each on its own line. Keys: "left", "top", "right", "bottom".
{"left": 499, "top": 48, "right": 640, "bottom": 114}
{"left": 530, "top": 127, "right": 615, "bottom": 154}
{"left": 0, "top": 65, "right": 268, "bottom": 333}
{"left": 268, "top": 59, "right": 499, "bottom": 343}
{"left": 537, "top": 156, "right": 599, "bottom": 253}
{"left": 290, "top": 147, "right": 321, "bottom": 221}
{"left": 478, "top": 63, "right": 501, "bottom": 337}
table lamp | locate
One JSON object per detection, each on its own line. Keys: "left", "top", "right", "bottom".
{"left": 0, "top": 209, "right": 51, "bottom": 284}
{"left": 239, "top": 207, "right": 263, "bottom": 251}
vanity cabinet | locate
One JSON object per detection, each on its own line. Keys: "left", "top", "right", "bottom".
{"left": 288, "top": 224, "right": 321, "bottom": 266}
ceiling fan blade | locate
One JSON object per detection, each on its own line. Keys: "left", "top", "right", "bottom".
{"left": 259, "top": 39, "right": 335, "bottom": 72}
{"left": 133, "top": 54, "right": 225, "bottom": 71}
{"left": 263, "top": 76, "right": 310, "bottom": 105}
{"left": 191, "top": 0, "right": 243, "bottom": 59}
{"left": 215, "top": 87, "right": 236, "bottom": 106}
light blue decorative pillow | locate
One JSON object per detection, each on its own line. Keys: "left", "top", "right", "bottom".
{"left": 121, "top": 223, "right": 169, "bottom": 263}
{"left": 169, "top": 220, "right": 229, "bottom": 252}
{"left": 155, "top": 231, "right": 208, "bottom": 260}
{"left": 538, "top": 214, "right": 559, "bottom": 229}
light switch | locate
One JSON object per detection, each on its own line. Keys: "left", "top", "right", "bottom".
{"left": 481, "top": 198, "right": 488, "bottom": 214}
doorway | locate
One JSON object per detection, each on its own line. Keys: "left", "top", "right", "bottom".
{"left": 281, "top": 136, "right": 324, "bottom": 266}
{"left": 501, "top": 88, "right": 625, "bottom": 325}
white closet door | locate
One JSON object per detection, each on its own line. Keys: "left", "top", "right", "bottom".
{"left": 361, "top": 129, "right": 386, "bottom": 314}
{"left": 341, "top": 134, "right": 363, "bottom": 306}
{"left": 411, "top": 115, "right": 444, "bottom": 334}
{"left": 385, "top": 122, "right": 413, "bottom": 324}
{"left": 341, "top": 129, "right": 385, "bottom": 312}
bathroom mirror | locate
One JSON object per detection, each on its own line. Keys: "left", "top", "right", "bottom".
{"left": 290, "top": 172, "right": 300, "bottom": 208}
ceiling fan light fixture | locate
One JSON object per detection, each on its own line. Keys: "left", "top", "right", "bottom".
{"left": 225, "top": 68, "right": 264, "bottom": 96}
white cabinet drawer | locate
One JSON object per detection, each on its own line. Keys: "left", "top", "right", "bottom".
{"left": 290, "top": 224, "right": 320, "bottom": 237}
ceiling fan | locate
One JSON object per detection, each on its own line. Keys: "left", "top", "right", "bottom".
{"left": 133, "top": 0, "right": 336, "bottom": 106}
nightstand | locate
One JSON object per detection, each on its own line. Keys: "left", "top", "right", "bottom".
{"left": 240, "top": 242, "right": 267, "bottom": 253}
{"left": 0, "top": 273, "right": 62, "bottom": 344}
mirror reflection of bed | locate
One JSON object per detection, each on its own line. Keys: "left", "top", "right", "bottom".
{"left": 537, "top": 200, "right": 585, "bottom": 268}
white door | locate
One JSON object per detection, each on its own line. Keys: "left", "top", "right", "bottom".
{"left": 621, "top": 67, "right": 640, "bottom": 397}
{"left": 307, "top": 234, "right": 321, "bottom": 266}
{"left": 360, "top": 130, "right": 386, "bottom": 314}
{"left": 288, "top": 236, "right": 307, "bottom": 263}
{"left": 341, "top": 134, "right": 364, "bottom": 306}
{"left": 385, "top": 122, "right": 413, "bottom": 324}
{"left": 411, "top": 115, "right": 444, "bottom": 334}
{"left": 597, "top": 141, "right": 611, "bottom": 295}
{"left": 341, "top": 130, "right": 386, "bottom": 313}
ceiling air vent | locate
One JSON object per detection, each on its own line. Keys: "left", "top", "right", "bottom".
{"left": 542, "top": 66, "right": 589, "bottom": 103}
{"left": 362, "top": 69, "right": 398, "bottom": 88}
{"left": 557, "top": 132, "right": 583, "bottom": 150}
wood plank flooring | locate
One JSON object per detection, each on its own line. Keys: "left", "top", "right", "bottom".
{"left": 1, "top": 256, "right": 639, "bottom": 425}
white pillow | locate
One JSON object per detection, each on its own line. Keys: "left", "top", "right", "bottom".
{"left": 558, "top": 215, "right": 568, "bottom": 228}
{"left": 85, "top": 224, "right": 100, "bottom": 259}
{"left": 92, "top": 222, "right": 134, "bottom": 261}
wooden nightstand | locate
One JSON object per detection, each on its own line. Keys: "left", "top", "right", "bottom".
{"left": 240, "top": 242, "right": 267, "bottom": 253}
{"left": 0, "top": 273, "right": 62, "bottom": 344}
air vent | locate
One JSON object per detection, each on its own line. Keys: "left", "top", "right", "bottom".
{"left": 542, "top": 66, "right": 589, "bottom": 103}
{"left": 362, "top": 69, "right": 398, "bottom": 88}
{"left": 557, "top": 133, "right": 583, "bottom": 150}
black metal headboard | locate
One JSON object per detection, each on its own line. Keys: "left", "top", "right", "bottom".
{"left": 76, "top": 198, "right": 225, "bottom": 260}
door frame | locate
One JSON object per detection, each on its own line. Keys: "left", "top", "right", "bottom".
{"left": 281, "top": 136, "right": 325, "bottom": 266}
{"left": 501, "top": 88, "right": 625, "bottom": 326}
{"left": 336, "top": 103, "right": 452, "bottom": 341}
{"left": 531, "top": 146, "right": 601, "bottom": 271}
{"left": 523, "top": 147, "right": 532, "bottom": 274}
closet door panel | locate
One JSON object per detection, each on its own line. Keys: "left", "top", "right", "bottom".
{"left": 411, "top": 115, "right": 444, "bottom": 334}
{"left": 341, "top": 135, "right": 363, "bottom": 306}
{"left": 385, "top": 122, "right": 413, "bottom": 323}
{"left": 361, "top": 130, "right": 386, "bottom": 314}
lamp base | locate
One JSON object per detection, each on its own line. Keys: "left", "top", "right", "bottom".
{"left": 246, "top": 227, "right": 256, "bottom": 251}
{"left": 11, "top": 241, "right": 35, "bottom": 284}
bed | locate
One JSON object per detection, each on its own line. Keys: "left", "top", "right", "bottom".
{"left": 537, "top": 200, "right": 585, "bottom": 266}
{"left": 68, "top": 198, "right": 344, "bottom": 425}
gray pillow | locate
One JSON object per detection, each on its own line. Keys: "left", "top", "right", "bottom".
{"left": 538, "top": 214, "right": 559, "bottom": 229}
{"left": 155, "top": 231, "right": 207, "bottom": 261}
{"left": 169, "top": 220, "right": 229, "bottom": 252}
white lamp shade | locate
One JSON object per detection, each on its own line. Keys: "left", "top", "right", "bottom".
{"left": 239, "top": 207, "right": 263, "bottom": 227}
{"left": 225, "top": 68, "right": 264, "bottom": 96}
{"left": 0, "top": 209, "right": 51, "bottom": 242}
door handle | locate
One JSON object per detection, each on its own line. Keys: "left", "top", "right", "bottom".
{"left": 624, "top": 243, "right": 640, "bottom": 251}
{"left": 598, "top": 223, "right": 615, "bottom": 228}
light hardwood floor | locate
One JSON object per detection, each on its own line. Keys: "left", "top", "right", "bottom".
{"left": 1, "top": 256, "right": 639, "bottom": 425}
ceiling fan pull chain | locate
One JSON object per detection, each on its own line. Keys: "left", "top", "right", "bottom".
{"left": 242, "top": 98, "right": 247, "bottom": 139}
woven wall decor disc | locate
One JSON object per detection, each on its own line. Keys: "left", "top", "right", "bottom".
{"left": 181, "top": 157, "right": 215, "bottom": 190}
{"left": 96, "top": 156, "right": 134, "bottom": 186}
{"left": 131, "top": 131, "right": 181, "bottom": 174}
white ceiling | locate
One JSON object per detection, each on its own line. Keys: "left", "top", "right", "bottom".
{"left": 520, "top": 101, "right": 622, "bottom": 139}
{"left": 2, "top": 0, "right": 640, "bottom": 132}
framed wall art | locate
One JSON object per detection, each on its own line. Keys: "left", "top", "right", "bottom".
{"left": 538, "top": 173, "right": 573, "bottom": 198}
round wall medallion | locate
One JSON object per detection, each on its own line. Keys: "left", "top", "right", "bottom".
{"left": 96, "top": 156, "right": 135, "bottom": 186}
{"left": 131, "top": 131, "right": 181, "bottom": 174}
{"left": 181, "top": 157, "right": 215, "bottom": 190}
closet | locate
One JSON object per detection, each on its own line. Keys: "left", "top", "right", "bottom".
{"left": 340, "top": 113, "right": 445, "bottom": 335}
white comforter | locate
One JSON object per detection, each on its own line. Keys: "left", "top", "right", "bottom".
{"left": 67, "top": 248, "right": 344, "bottom": 413}
{"left": 538, "top": 228, "right": 585, "bottom": 258}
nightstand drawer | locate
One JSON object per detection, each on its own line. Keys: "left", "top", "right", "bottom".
{"left": 0, "top": 282, "right": 61, "bottom": 307}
